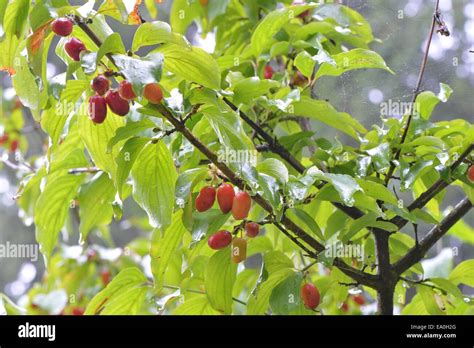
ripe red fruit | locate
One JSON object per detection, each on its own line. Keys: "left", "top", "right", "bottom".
{"left": 352, "top": 294, "right": 366, "bottom": 306}
{"left": 143, "top": 83, "right": 163, "bottom": 104}
{"left": 105, "top": 90, "right": 130, "bottom": 116}
{"left": 0, "top": 133, "right": 9, "bottom": 145}
{"left": 51, "top": 17, "right": 73, "bottom": 37}
{"left": 118, "top": 80, "right": 137, "bottom": 100}
{"left": 199, "top": 0, "right": 209, "bottom": 5}
{"left": 91, "top": 75, "right": 110, "bottom": 96}
{"left": 300, "top": 283, "right": 320, "bottom": 309}
{"left": 468, "top": 165, "right": 474, "bottom": 183}
{"left": 88, "top": 95, "right": 107, "bottom": 124}
{"left": 72, "top": 307, "right": 85, "bottom": 315}
{"left": 216, "top": 183, "right": 235, "bottom": 214}
{"left": 195, "top": 186, "right": 216, "bottom": 212}
{"left": 231, "top": 237, "right": 247, "bottom": 263}
{"left": 65, "top": 37, "right": 86, "bottom": 61}
{"left": 231, "top": 191, "right": 251, "bottom": 220}
{"left": 9, "top": 139, "right": 19, "bottom": 152}
{"left": 208, "top": 230, "right": 232, "bottom": 250}
{"left": 101, "top": 270, "right": 111, "bottom": 285}
{"left": 341, "top": 302, "right": 349, "bottom": 312}
{"left": 264, "top": 65, "right": 273, "bottom": 79}
{"left": 245, "top": 222, "right": 260, "bottom": 238}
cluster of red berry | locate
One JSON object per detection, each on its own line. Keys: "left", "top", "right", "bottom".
{"left": 51, "top": 17, "right": 164, "bottom": 124}
{"left": 195, "top": 183, "right": 259, "bottom": 263}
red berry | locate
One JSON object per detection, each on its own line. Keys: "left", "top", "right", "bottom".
{"left": 199, "top": 0, "right": 208, "bottom": 5}
{"left": 51, "top": 17, "right": 73, "bottom": 37}
{"left": 468, "top": 165, "right": 474, "bottom": 183}
{"left": 208, "top": 230, "right": 232, "bottom": 250}
{"left": 105, "top": 90, "right": 130, "bottom": 116}
{"left": 300, "top": 283, "right": 320, "bottom": 309}
{"left": 245, "top": 222, "right": 260, "bottom": 238}
{"left": 195, "top": 186, "right": 216, "bottom": 212}
{"left": 143, "top": 83, "right": 163, "bottom": 104}
{"left": 341, "top": 302, "right": 349, "bottom": 312}
{"left": 264, "top": 66, "right": 273, "bottom": 79}
{"left": 72, "top": 307, "right": 85, "bottom": 315}
{"left": 0, "top": 133, "right": 9, "bottom": 145}
{"left": 9, "top": 139, "right": 19, "bottom": 152}
{"left": 352, "top": 294, "right": 366, "bottom": 306}
{"left": 118, "top": 80, "right": 137, "bottom": 100}
{"left": 101, "top": 270, "right": 111, "bottom": 285}
{"left": 65, "top": 37, "right": 86, "bottom": 61}
{"left": 91, "top": 75, "right": 110, "bottom": 96}
{"left": 231, "top": 237, "right": 247, "bottom": 263}
{"left": 216, "top": 183, "right": 235, "bottom": 214}
{"left": 231, "top": 191, "right": 251, "bottom": 220}
{"left": 88, "top": 95, "right": 107, "bottom": 124}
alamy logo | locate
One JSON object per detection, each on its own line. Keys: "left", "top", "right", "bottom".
{"left": 0, "top": 242, "right": 38, "bottom": 262}
{"left": 18, "top": 322, "right": 56, "bottom": 341}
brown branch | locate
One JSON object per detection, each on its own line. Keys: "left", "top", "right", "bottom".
{"left": 68, "top": 167, "right": 100, "bottom": 175}
{"left": 384, "top": 0, "right": 441, "bottom": 185}
{"left": 222, "top": 97, "right": 364, "bottom": 220}
{"left": 393, "top": 197, "right": 473, "bottom": 275}
{"left": 391, "top": 143, "right": 474, "bottom": 228}
{"left": 153, "top": 103, "right": 379, "bottom": 288}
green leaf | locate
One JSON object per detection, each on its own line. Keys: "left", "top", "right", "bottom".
{"left": 78, "top": 173, "right": 115, "bottom": 243}
{"left": 107, "top": 119, "right": 155, "bottom": 153}
{"left": 315, "top": 48, "right": 394, "bottom": 80}
{"left": 308, "top": 167, "right": 362, "bottom": 207}
{"left": 343, "top": 212, "right": 398, "bottom": 242}
{"left": 415, "top": 83, "right": 453, "bottom": 120}
{"left": 366, "top": 143, "right": 391, "bottom": 172}
{"left": 113, "top": 53, "right": 164, "bottom": 96}
{"left": 247, "top": 268, "right": 293, "bottom": 315}
{"left": 263, "top": 251, "right": 294, "bottom": 274}
{"left": 132, "top": 21, "right": 189, "bottom": 52}
{"left": 12, "top": 55, "right": 40, "bottom": 111}
{"left": 78, "top": 106, "right": 126, "bottom": 179}
{"left": 35, "top": 172, "right": 84, "bottom": 261}
{"left": 115, "top": 137, "right": 149, "bottom": 199}
{"left": 151, "top": 211, "right": 187, "bottom": 289}
{"left": 174, "top": 296, "right": 220, "bottom": 315}
{"left": 257, "top": 158, "right": 289, "bottom": 184}
{"left": 85, "top": 268, "right": 149, "bottom": 315}
{"left": 286, "top": 208, "right": 324, "bottom": 241}
{"left": 233, "top": 77, "right": 280, "bottom": 104}
{"left": 290, "top": 96, "right": 366, "bottom": 139}
{"left": 418, "top": 286, "right": 445, "bottom": 315}
{"left": 191, "top": 209, "right": 230, "bottom": 245}
{"left": 158, "top": 44, "right": 221, "bottom": 90}
{"left": 251, "top": 4, "right": 316, "bottom": 57}
{"left": 175, "top": 168, "right": 209, "bottom": 203}
{"left": 205, "top": 247, "right": 238, "bottom": 314}
{"left": 96, "top": 32, "right": 126, "bottom": 64}
{"left": 294, "top": 51, "right": 316, "bottom": 78}
{"left": 269, "top": 272, "right": 303, "bottom": 314}
{"left": 170, "top": 0, "right": 202, "bottom": 34}
{"left": 357, "top": 179, "right": 399, "bottom": 206}
{"left": 131, "top": 141, "right": 177, "bottom": 230}
{"left": 449, "top": 260, "right": 474, "bottom": 287}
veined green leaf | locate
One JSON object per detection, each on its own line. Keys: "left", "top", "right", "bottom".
{"left": 85, "top": 267, "right": 150, "bottom": 315}
{"left": 132, "top": 21, "right": 189, "bottom": 52}
{"left": 315, "top": 48, "right": 394, "bottom": 79}
{"left": 151, "top": 211, "right": 187, "bottom": 289}
{"left": 131, "top": 141, "right": 177, "bottom": 230}
{"left": 204, "top": 247, "right": 237, "bottom": 314}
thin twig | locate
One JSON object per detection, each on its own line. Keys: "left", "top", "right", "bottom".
{"left": 384, "top": 0, "right": 441, "bottom": 185}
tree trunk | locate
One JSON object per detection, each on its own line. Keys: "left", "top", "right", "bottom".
{"left": 374, "top": 229, "right": 396, "bottom": 315}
